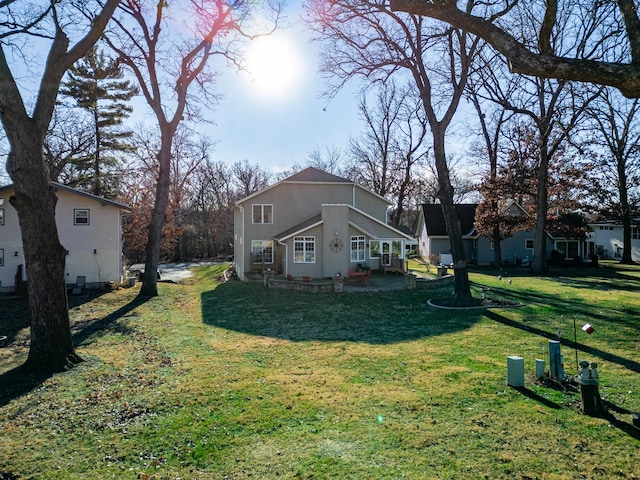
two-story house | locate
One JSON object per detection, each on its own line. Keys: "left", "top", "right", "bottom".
{"left": 0, "top": 182, "right": 131, "bottom": 293}
{"left": 233, "top": 167, "right": 413, "bottom": 280}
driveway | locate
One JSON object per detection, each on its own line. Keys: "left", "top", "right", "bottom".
{"left": 128, "top": 261, "right": 218, "bottom": 283}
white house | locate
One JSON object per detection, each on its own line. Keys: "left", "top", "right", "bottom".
{"left": 0, "top": 182, "right": 131, "bottom": 293}
{"left": 587, "top": 220, "right": 640, "bottom": 261}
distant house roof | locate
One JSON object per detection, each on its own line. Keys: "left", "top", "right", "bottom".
{"left": 283, "top": 167, "right": 352, "bottom": 183}
{"left": 0, "top": 182, "right": 131, "bottom": 211}
{"left": 420, "top": 204, "right": 478, "bottom": 237}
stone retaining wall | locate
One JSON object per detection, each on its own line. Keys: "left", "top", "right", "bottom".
{"left": 268, "top": 277, "right": 337, "bottom": 293}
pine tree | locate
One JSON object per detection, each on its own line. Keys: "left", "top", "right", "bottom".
{"left": 60, "top": 47, "right": 138, "bottom": 198}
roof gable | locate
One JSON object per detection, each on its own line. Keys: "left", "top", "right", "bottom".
{"left": 420, "top": 204, "right": 478, "bottom": 237}
{"left": 0, "top": 182, "right": 131, "bottom": 211}
{"left": 283, "top": 167, "right": 352, "bottom": 183}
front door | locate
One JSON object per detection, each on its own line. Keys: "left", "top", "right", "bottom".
{"left": 381, "top": 241, "right": 391, "bottom": 266}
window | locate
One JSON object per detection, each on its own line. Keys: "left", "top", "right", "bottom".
{"left": 369, "top": 240, "right": 380, "bottom": 258}
{"left": 633, "top": 227, "right": 640, "bottom": 240}
{"left": 74, "top": 209, "right": 90, "bottom": 225}
{"left": 251, "top": 240, "right": 273, "bottom": 264}
{"left": 0, "top": 208, "right": 4, "bottom": 226}
{"left": 556, "top": 240, "right": 579, "bottom": 259}
{"left": 350, "top": 235, "right": 366, "bottom": 262}
{"left": 294, "top": 236, "right": 315, "bottom": 263}
{"left": 252, "top": 204, "right": 273, "bottom": 224}
{"left": 525, "top": 239, "right": 534, "bottom": 249}
{"left": 0, "top": 249, "right": 3, "bottom": 267}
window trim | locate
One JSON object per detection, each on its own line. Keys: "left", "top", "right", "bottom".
{"left": 252, "top": 204, "right": 273, "bottom": 224}
{"left": 74, "top": 208, "right": 90, "bottom": 225}
{"left": 293, "top": 236, "right": 315, "bottom": 263}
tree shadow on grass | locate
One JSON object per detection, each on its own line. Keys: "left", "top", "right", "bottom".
{"left": 202, "top": 282, "right": 484, "bottom": 344}
{"left": 484, "top": 309, "right": 640, "bottom": 373}
{"left": 475, "top": 282, "right": 640, "bottom": 332}
{"left": 72, "top": 296, "right": 148, "bottom": 347}
{"left": 0, "top": 296, "right": 148, "bottom": 408}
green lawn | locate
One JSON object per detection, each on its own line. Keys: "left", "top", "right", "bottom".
{"left": 1, "top": 261, "right": 639, "bottom": 479}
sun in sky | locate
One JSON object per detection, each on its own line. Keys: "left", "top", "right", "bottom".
{"left": 244, "top": 33, "right": 304, "bottom": 99}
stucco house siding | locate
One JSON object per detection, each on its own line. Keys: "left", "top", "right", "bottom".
{"left": 234, "top": 168, "right": 412, "bottom": 280}
{"left": 0, "top": 184, "right": 130, "bottom": 292}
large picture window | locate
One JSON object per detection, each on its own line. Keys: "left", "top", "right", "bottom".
{"left": 251, "top": 240, "right": 273, "bottom": 264}
{"left": 350, "top": 235, "right": 366, "bottom": 262}
{"left": 293, "top": 236, "right": 315, "bottom": 263}
{"left": 252, "top": 204, "right": 273, "bottom": 224}
{"left": 74, "top": 209, "right": 90, "bottom": 225}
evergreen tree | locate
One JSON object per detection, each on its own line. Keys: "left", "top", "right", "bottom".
{"left": 60, "top": 47, "right": 138, "bottom": 198}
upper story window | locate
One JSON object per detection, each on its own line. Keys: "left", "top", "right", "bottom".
{"left": 74, "top": 209, "right": 90, "bottom": 225}
{"left": 294, "top": 236, "right": 315, "bottom": 263}
{"left": 351, "top": 235, "right": 366, "bottom": 262}
{"left": 252, "top": 204, "right": 273, "bottom": 224}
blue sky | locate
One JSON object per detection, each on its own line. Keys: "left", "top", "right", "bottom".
{"left": 0, "top": 1, "right": 364, "bottom": 182}
{"left": 201, "top": 2, "right": 363, "bottom": 174}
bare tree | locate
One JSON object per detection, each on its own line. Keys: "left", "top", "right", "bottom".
{"left": 104, "top": 0, "right": 280, "bottom": 297}
{"left": 346, "top": 82, "right": 429, "bottom": 228}
{"left": 390, "top": 0, "right": 640, "bottom": 98}
{"left": 307, "top": 0, "right": 481, "bottom": 304}
{"left": 233, "top": 160, "right": 272, "bottom": 198}
{"left": 467, "top": 3, "right": 602, "bottom": 273}
{"left": 466, "top": 84, "right": 508, "bottom": 266}
{"left": 586, "top": 89, "right": 640, "bottom": 263}
{"left": 44, "top": 107, "right": 95, "bottom": 185}
{"left": 0, "top": 0, "right": 120, "bottom": 372}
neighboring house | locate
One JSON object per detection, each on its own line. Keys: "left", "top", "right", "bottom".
{"left": 416, "top": 203, "right": 585, "bottom": 266}
{"left": 0, "top": 182, "right": 131, "bottom": 293}
{"left": 587, "top": 220, "right": 640, "bottom": 261}
{"left": 233, "top": 167, "right": 413, "bottom": 280}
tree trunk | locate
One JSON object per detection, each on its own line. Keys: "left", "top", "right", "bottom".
{"left": 433, "top": 130, "right": 473, "bottom": 304}
{"left": 618, "top": 158, "right": 634, "bottom": 263}
{"left": 532, "top": 150, "right": 550, "bottom": 274}
{"left": 139, "top": 129, "right": 174, "bottom": 297}
{"left": 492, "top": 226, "right": 503, "bottom": 268}
{"left": 8, "top": 143, "right": 81, "bottom": 372}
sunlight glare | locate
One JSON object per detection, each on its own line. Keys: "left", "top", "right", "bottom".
{"left": 244, "top": 34, "right": 303, "bottom": 99}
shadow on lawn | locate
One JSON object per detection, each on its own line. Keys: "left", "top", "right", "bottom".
{"left": 484, "top": 309, "right": 640, "bottom": 373}
{"left": 0, "top": 296, "right": 148, "bottom": 408}
{"left": 477, "top": 281, "right": 640, "bottom": 332}
{"left": 202, "top": 282, "right": 483, "bottom": 344}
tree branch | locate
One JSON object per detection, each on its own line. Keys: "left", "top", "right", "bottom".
{"left": 390, "top": 0, "right": 640, "bottom": 98}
